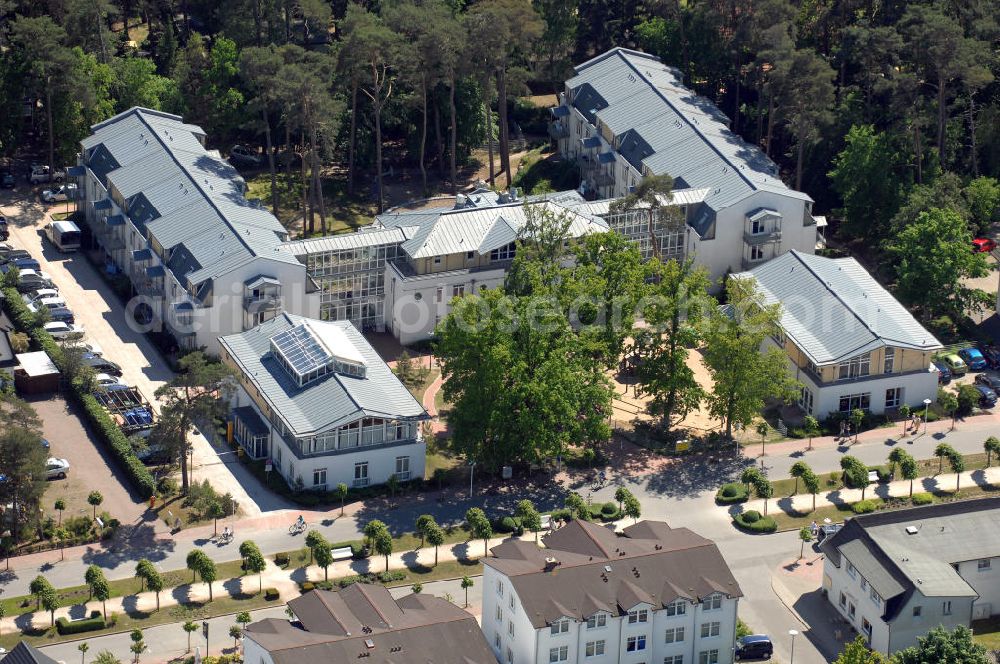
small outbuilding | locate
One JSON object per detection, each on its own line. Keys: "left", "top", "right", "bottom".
{"left": 14, "top": 351, "right": 60, "bottom": 394}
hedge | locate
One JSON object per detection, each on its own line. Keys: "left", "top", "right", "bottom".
{"left": 716, "top": 482, "right": 749, "bottom": 505}
{"left": 56, "top": 611, "right": 105, "bottom": 635}
{"left": 273, "top": 553, "right": 290, "bottom": 567}
{"left": 264, "top": 587, "right": 280, "bottom": 600}
{"left": 732, "top": 511, "right": 777, "bottom": 533}
{"left": 851, "top": 499, "right": 878, "bottom": 514}
{"left": 912, "top": 492, "right": 934, "bottom": 506}
{"left": 1, "top": 286, "right": 156, "bottom": 498}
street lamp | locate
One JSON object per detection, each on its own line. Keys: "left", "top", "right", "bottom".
{"left": 923, "top": 398, "right": 932, "bottom": 435}
{"left": 788, "top": 629, "right": 799, "bottom": 664}
{"left": 468, "top": 461, "right": 476, "bottom": 499}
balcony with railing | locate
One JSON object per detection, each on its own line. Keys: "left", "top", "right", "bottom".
{"left": 549, "top": 121, "right": 569, "bottom": 139}
{"left": 743, "top": 229, "right": 783, "bottom": 245}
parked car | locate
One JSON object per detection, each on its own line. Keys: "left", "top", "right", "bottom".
{"left": 28, "top": 165, "right": 65, "bottom": 184}
{"left": 973, "top": 238, "right": 997, "bottom": 253}
{"left": 94, "top": 373, "right": 125, "bottom": 387}
{"left": 817, "top": 523, "right": 843, "bottom": 542}
{"left": 975, "top": 374, "right": 1000, "bottom": 391}
{"left": 11, "top": 257, "right": 40, "bottom": 272}
{"left": 735, "top": 635, "right": 774, "bottom": 661}
{"left": 14, "top": 269, "right": 55, "bottom": 293}
{"left": 40, "top": 183, "right": 78, "bottom": 204}
{"left": 41, "top": 438, "right": 50, "bottom": 450}
{"left": 228, "top": 145, "right": 261, "bottom": 167}
{"left": 28, "top": 295, "right": 68, "bottom": 313}
{"left": 83, "top": 355, "right": 122, "bottom": 376}
{"left": 45, "top": 457, "right": 70, "bottom": 480}
{"left": 959, "top": 347, "right": 988, "bottom": 371}
{"left": 62, "top": 340, "right": 103, "bottom": 356}
{"left": 23, "top": 288, "right": 60, "bottom": 304}
{"left": 48, "top": 307, "right": 75, "bottom": 325}
{"left": 981, "top": 346, "right": 1000, "bottom": 370}
{"left": 0, "top": 170, "right": 15, "bottom": 189}
{"left": 933, "top": 360, "right": 953, "bottom": 384}
{"left": 1, "top": 248, "right": 32, "bottom": 263}
{"left": 974, "top": 384, "right": 998, "bottom": 408}
{"left": 43, "top": 321, "right": 85, "bottom": 340}
{"left": 942, "top": 354, "right": 968, "bottom": 376}
{"left": 0, "top": 216, "right": 7, "bottom": 241}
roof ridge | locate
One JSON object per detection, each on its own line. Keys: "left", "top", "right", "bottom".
{"left": 612, "top": 53, "right": 758, "bottom": 192}
{"left": 313, "top": 590, "right": 352, "bottom": 635}
{"left": 353, "top": 576, "right": 394, "bottom": 626}
{"left": 128, "top": 109, "right": 259, "bottom": 270}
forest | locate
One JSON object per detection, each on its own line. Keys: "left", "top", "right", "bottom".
{"left": 0, "top": 0, "right": 997, "bottom": 300}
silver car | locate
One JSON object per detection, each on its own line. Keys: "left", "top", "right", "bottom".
{"left": 46, "top": 457, "right": 70, "bottom": 480}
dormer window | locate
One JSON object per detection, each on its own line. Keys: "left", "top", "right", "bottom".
{"left": 270, "top": 321, "right": 367, "bottom": 387}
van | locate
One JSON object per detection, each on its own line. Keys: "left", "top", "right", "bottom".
{"left": 735, "top": 635, "right": 774, "bottom": 660}
{"left": 44, "top": 220, "right": 82, "bottom": 252}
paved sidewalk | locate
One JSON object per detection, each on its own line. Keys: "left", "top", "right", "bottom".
{"left": 5, "top": 531, "right": 525, "bottom": 632}
{"left": 742, "top": 465, "right": 1000, "bottom": 515}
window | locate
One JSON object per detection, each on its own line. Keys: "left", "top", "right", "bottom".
{"left": 510, "top": 595, "right": 515, "bottom": 609}
{"left": 749, "top": 244, "right": 765, "bottom": 261}
{"left": 699, "top": 622, "right": 720, "bottom": 638}
{"left": 496, "top": 605, "right": 502, "bottom": 622}
{"left": 847, "top": 562, "right": 857, "bottom": 579}
{"left": 353, "top": 462, "right": 368, "bottom": 487}
{"left": 839, "top": 592, "right": 847, "bottom": 608}
{"left": 839, "top": 393, "right": 871, "bottom": 413}
{"left": 884, "top": 348, "right": 895, "bottom": 373}
{"left": 497, "top": 580, "right": 503, "bottom": 596}
{"left": 665, "top": 600, "right": 687, "bottom": 616}
{"left": 506, "top": 647, "right": 512, "bottom": 664}
{"left": 665, "top": 627, "right": 685, "bottom": 643}
{"left": 979, "top": 559, "right": 992, "bottom": 570}
{"left": 395, "top": 456, "right": 410, "bottom": 481}
{"left": 628, "top": 609, "right": 649, "bottom": 623}
{"left": 548, "top": 646, "right": 568, "bottom": 662}
{"left": 587, "top": 614, "right": 607, "bottom": 629}
{"left": 550, "top": 619, "right": 569, "bottom": 635}
{"left": 885, "top": 387, "right": 902, "bottom": 409}
{"left": 799, "top": 387, "right": 814, "bottom": 415}
{"left": 860, "top": 578, "right": 868, "bottom": 592}
{"left": 665, "top": 657, "right": 684, "bottom": 664}
{"left": 495, "top": 633, "right": 501, "bottom": 649}
{"left": 508, "top": 621, "right": 514, "bottom": 637}
{"left": 913, "top": 606, "right": 922, "bottom": 617}
{"left": 943, "top": 601, "right": 952, "bottom": 615}
{"left": 466, "top": 251, "right": 475, "bottom": 261}
{"left": 698, "top": 650, "right": 719, "bottom": 664}
{"left": 626, "top": 635, "right": 647, "bottom": 652}
{"left": 701, "top": 595, "right": 722, "bottom": 611}
{"left": 585, "top": 641, "right": 605, "bottom": 657}
{"left": 433, "top": 256, "right": 441, "bottom": 265}
{"left": 849, "top": 602, "right": 856, "bottom": 619}
{"left": 862, "top": 618, "right": 872, "bottom": 636}
{"left": 751, "top": 218, "right": 765, "bottom": 234}
{"left": 490, "top": 243, "right": 516, "bottom": 262}
{"left": 837, "top": 353, "right": 871, "bottom": 380}
{"left": 452, "top": 284, "right": 465, "bottom": 298}
{"left": 435, "top": 286, "right": 443, "bottom": 303}
{"left": 312, "top": 468, "right": 326, "bottom": 489}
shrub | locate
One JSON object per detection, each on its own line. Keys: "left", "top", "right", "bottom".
{"left": 852, "top": 499, "right": 878, "bottom": 514}
{"left": 957, "top": 384, "right": 981, "bottom": 416}
{"left": 732, "top": 512, "right": 777, "bottom": 533}
{"left": 263, "top": 588, "right": 280, "bottom": 601}
{"left": 715, "top": 483, "right": 749, "bottom": 504}
{"left": 601, "top": 502, "right": 617, "bottom": 516}
{"left": 496, "top": 516, "right": 520, "bottom": 533}
{"left": 300, "top": 581, "right": 315, "bottom": 592}
{"left": 377, "top": 570, "right": 406, "bottom": 583}
{"left": 274, "top": 553, "right": 289, "bottom": 567}
{"left": 912, "top": 492, "right": 934, "bottom": 506}
{"left": 56, "top": 613, "right": 106, "bottom": 635}
{"left": 549, "top": 508, "right": 572, "bottom": 523}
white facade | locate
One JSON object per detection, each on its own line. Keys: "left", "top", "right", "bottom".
{"left": 483, "top": 565, "right": 738, "bottom": 664}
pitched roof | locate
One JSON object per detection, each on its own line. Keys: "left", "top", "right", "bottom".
{"left": 485, "top": 520, "right": 741, "bottom": 629}
{"left": 4, "top": 642, "right": 60, "bottom": 664}
{"left": 822, "top": 499, "right": 1000, "bottom": 620}
{"left": 219, "top": 313, "right": 425, "bottom": 436}
{"left": 738, "top": 250, "right": 942, "bottom": 365}
{"left": 567, "top": 48, "right": 810, "bottom": 212}
{"left": 245, "top": 588, "right": 495, "bottom": 664}
{"left": 82, "top": 107, "right": 298, "bottom": 289}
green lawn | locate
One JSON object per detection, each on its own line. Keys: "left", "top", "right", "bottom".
{"left": 972, "top": 617, "right": 1000, "bottom": 650}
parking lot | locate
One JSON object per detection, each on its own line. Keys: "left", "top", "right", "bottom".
{"left": 29, "top": 395, "right": 150, "bottom": 527}
{"left": 1, "top": 184, "right": 264, "bottom": 517}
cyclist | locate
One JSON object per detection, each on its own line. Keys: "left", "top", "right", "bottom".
{"left": 295, "top": 514, "right": 305, "bottom": 531}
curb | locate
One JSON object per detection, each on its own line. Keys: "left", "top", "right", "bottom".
{"left": 769, "top": 573, "right": 809, "bottom": 630}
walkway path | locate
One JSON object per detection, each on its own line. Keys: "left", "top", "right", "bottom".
{"left": 741, "top": 465, "right": 1000, "bottom": 515}
{"left": 4, "top": 531, "right": 524, "bottom": 633}
{"left": 422, "top": 370, "right": 447, "bottom": 435}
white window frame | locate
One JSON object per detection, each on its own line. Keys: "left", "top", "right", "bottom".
{"left": 701, "top": 594, "right": 722, "bottom": 611}
{"left": 699, "top": 622, "right": 720, "bottom": 638}
{"left": 585, "top": 640, "right": 605, "bottom": 657}
{"left": 550, "top": 619, "right": 569, "bottom": 635}
{"left": 626, "top": 635, "right": 647, "bottom": 652}
{"left": 665, "top": 627, "right": 685, "bottom": 643}
{"left": 698, "top": 649, "right": 719, "bottom": 664}
{"left": 628, "top": 608, "right": 649, "bottom": 624}
{"left": 665, "top": 600, "right": 687, "bottom": 616}
{"left": 586, "top": 614, "right": 607, "bottom": 629}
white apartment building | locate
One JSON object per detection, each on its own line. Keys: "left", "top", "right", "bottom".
{"left": 75, "top": 107, "right": 320, "bottom": 355}
{"left": 821, "top": 498, "right": 1000, "bottom": 655}
{"left": 219, "top": 313, "right": 426, "bottom": 490}
{"left": 483, "top": 519, "right": 742, "bottom": 664}
{"left": 550, "top": 47, "right": 821, "bottom": 287}
{"left": 737, "top": 250, "right": 942, "bottom": 418}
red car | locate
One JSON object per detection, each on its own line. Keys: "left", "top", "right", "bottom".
{"left": 973, "top": 238, "right": 997, "bottom": 253}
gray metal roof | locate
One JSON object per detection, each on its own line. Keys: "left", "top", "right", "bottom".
{"left": 568, "top": 187, "right": 710, "bottom": 217}
{"left": 838, "top": 538, "right": 907, "bottom": 599}
{"left": 83, "top": 107, "right": 299, "bottom": 289}
{"left": 282, "top": 227, "right": 409, "bottom": 257}
{"left": 567, "top": 48, "right": 808, "bottom": 211}
{"left": 738, "top": 250, "right": 942, "bottom": 365}
{"left": 219, "top": 313, "right": 425, "bottom": 436}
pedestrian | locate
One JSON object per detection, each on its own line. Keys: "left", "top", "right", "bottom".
{"left": 838, "top": 421, "right": 845, "bottom": 439}
{"left": 811, "top": 520, "right": 818, "bottom": 537}
{"left": 845, "top": 422, "right": 851, "bottom": 439}
{"left": 149, "top": 495, "right": 156, "bottom": 511}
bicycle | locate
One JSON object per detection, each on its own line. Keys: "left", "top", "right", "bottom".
{"left": 289, "top": 520, "right": 306, "bottom": 535}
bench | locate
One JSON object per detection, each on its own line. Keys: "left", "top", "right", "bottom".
{"left": 331, "top": 546, "right": 353, "bottom": 561}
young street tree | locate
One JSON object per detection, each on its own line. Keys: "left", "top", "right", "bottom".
{"left": 313, "top": 533, "right": 335, "bottom": 580}
{"left": 790, "top": 461, "right": 813, "bottom": 495}
{"left": 798, "top": 526, "right": 812, "bottom": 559}
{"left": 702, "top": 277, "right": 799, "bottom": 439}
{"left": 373, "top": 529, "right": 393, "bottom": 573}
{"left": 515, "top": 500, "right": 542, "bottom": 542}
{"left": 183, "top": 622, "right": 198, "bottom": 652}
{"left": 466, "top": 507, "right": 493, "bottom": 557}
{"left": 460, "top": 576, "right": 474, "bottom": 608}
{"left": 426, "top": 522, "right": 445, "bottom": 567}
{"left": 153, "top": 352, "right": 233, "bottom": 493}
{"left": 803, "top": 469, "right": 821, "bottom": 512}
{"left": 986, "top": 437, "right": 1000, "bottom": 467}
{"left": 240, "top": 540, "right": 267, "bottom": 592}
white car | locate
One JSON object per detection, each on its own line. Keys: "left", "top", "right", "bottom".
{"left": 28, "top": 295, "right": 68, "bottom": 312}
{"left": 29, "top": 166, "right": 65, "bottom": 185}
{"left": 45, "top": 457, "right": 70, "bottom": 480}
{"left": 23, "top": 288, "right": 60, "bottom": 304}
{"left": 44, "top": 321, "right": 86, "bottom": 340}
{"left": 95, "top": 373, "right": 126, "bottom": 387}
{"left": 62, "top": 340, "right": 103, "bottom": 356}
{"left": 41, "top": 183, "right": 78, "bottom": 203}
